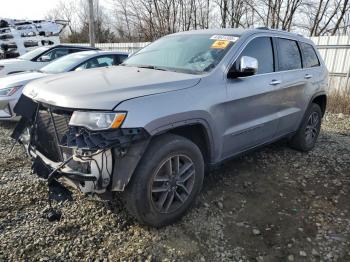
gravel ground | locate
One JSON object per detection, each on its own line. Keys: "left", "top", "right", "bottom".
{"left": 0, "top": 113, "right": 349, "bottom": 261}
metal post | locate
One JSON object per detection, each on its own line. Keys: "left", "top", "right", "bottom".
{"left": 88, "top": 0, "right": 95, "bottom": 47}
{"left": 345, "top": 68, "right": 350, "bottom": 94}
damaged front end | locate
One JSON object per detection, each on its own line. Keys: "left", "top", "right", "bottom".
{"left": 12, "top": 95, "right": 150, "bottom": 198}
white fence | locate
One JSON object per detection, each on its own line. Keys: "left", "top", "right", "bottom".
{"left": 65, "top": 42, "right": 150, "bottom": 53}
{"left": 69, "top": 35, "right": 350, "bottom": 93}
{"left": 310, "top": 36, "right": 350, "bottom": 93}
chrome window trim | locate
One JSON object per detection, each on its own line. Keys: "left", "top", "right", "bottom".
{"left": 224, "top": 32, "right": 322, "bottom": 79}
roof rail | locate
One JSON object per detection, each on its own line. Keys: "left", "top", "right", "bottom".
{"left": 256, "top": 27, "right": 304, "bottom": 37}
{"left": 256, "top": 27, "right": 270, "bottom": 30}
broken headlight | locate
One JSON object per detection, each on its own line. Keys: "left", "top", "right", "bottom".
{"left": 69, "top": 111, "right": 126, "bottom": 131}
{"left": 0, "top": 86, "right": 21, "bottom": 96}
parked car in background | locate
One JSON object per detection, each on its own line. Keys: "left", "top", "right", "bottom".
{"left": 0, "top": 44, "right": 98, "bottom": 77}
{"left": 0, "top": 18, "right": 68, "bottom": 59}
{"left": 0, "top": 50, "right": 128, "bottom": 120}
{"left": 13, "top": 28, "right": 328, "bottom": 227}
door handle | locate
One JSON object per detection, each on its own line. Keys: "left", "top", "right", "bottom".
{"left": 305, "top": 74, "right": 313, "bottom": 79}
{"left": 270, "top": 79, "right": 282, "bottom": 85}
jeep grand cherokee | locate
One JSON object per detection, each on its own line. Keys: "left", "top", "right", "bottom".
{"left": 12, "top": 28, "right": 328, "bottom": 227}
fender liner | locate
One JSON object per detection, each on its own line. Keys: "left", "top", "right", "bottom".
{"left": 294, "top": 91, "right": 327, "bottom": 130}
{"left": 308, "top": 91, "right": 327, "bottom": 116}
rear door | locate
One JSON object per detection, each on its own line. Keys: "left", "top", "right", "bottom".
{"left": 298, "top": 41, "right": 323, "bottom": 109}
{"left": 274, "top": 38, "right": 308, "bottom": 136}
{"left": 223, "top": 36, "right": 281, "bottom": 157}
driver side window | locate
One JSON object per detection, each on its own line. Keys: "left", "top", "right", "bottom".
{"left": 75, "top": 55, "right": 115, "bottom": 71}
{"left": 236, "top": 37, "right": 274, "bottom": 74}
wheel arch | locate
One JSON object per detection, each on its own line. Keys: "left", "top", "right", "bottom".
{"left": 111, "top": 120, "right": 214, "bottom": 191}
{"left": 158, "top": 123, "right": 212, "bottom": 165}
{"left": 146, "top": 115, "right": 217, "bottom": 163}
{"left": 311, "top": 92, "right": 327, "bottom": 117}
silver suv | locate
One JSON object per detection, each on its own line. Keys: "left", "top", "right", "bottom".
{"left": 12, "top": 28, "right": 328, "bottom": 227}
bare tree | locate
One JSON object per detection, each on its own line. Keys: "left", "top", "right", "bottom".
{"left": 48, "top": 0, "right": 350, "bottom": 43}
{"left": 302, "top": 0, "right": 350, "bottom": 36}
{"left": 46, "top": 0, "right": 80, "bottom": 40}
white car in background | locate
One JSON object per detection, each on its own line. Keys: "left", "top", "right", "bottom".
{"left": 0, "top": 44, "right": 98, "bottom": 77}
{"left": 0, "top": 50, "right": 128, "bottom": 120}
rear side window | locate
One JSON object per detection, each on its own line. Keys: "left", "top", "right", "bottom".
{"left": 277, "top": 38, "right": 302, "bottom": 71}
{"left": 237, "top": 37, "right": 274, "bottom": 74}
{"left": 299, "top": 42, "right": 320, "bottom": 68}
{"left": 96, "top": 55, "right": 115, "bottom": 67}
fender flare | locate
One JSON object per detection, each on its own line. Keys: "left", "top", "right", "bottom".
{"left": 148, "top": 117, "right": 216, "bottom": 162}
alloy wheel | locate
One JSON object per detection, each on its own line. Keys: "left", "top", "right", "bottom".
{"left": 305, "top": 111, "right": 320, "bottom": 144}
{"left": 151, "top": 154, "right": 195, "bottom": 213}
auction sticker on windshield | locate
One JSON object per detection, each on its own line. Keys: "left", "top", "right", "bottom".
{"left": 210, "top": 35, "right": 239, "bottom": 42}
{"left": 211, "top": 40, "right": 230, "bottom": 49}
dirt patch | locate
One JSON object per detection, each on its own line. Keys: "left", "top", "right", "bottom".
{"left": 0, "top": 113, "right": 349, "bottom": 261}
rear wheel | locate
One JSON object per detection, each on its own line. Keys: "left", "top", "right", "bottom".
{"left": 289, "top": 103, "right": 322, "bottom": 152}
{"left": 124, "top": 134, "right": 204, "bottom": 227}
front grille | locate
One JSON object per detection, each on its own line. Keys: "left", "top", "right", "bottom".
{"left": 34, "top": 110, "right": 70, "bottom": 162}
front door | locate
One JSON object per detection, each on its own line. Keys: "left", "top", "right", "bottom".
{"left": 222, "top": 36, "right": 281, "bottom": 158}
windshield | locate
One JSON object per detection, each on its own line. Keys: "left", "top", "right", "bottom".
{"left": 123, "top": 34, "right": 238, "bottom": 74}
{"left": 40, "top": 52, "right": 91, "bottom": 74}
{"left": 19, "top": 47, "right": 50, "bottom": 61}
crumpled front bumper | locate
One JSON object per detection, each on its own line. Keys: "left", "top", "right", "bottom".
{"left": 28, "top": 145, "right": 98, "bottom": 190}
{"left": 11, "top": 94, "right": 151, "bottom": 193}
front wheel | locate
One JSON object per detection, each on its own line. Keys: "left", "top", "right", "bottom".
{"left": 289, "top": 103, "right": 322, "bottom": 152}
{"left": 124, "top": 134, "right": 204, "bottom": 227}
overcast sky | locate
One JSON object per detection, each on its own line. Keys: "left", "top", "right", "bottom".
{"left": 0, "top": 0, "right": 111, "bottom": 20}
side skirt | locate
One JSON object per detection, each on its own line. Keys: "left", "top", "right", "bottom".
{"left": 208, "top": 131, "right": 296, "bottom": 170}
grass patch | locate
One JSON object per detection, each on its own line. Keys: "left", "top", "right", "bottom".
{"left": 327, "top": 91, "right": 350, "bottom": 115}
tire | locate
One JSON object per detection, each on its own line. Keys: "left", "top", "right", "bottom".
{"left": 124, "top": 134, "right": 204, "bottom": 227}
{"left": 289, "top": 103, "right": 322, "bottom": 152}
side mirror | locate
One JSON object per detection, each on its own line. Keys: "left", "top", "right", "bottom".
{"left": 38, "top": 55, "right": 51, "bottom": 62}
{"left": 228, "top": 56, "right": 258, "bottom": 78}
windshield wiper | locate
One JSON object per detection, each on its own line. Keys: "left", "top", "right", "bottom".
{"left": 137, "top": 65, "right": 167, "bottom": 71}
{"left": 124, "top": 64, "right": 199, "bottom": 74}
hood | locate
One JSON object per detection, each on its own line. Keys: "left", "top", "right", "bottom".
{"left": 0, "top": 59, "right": 30, "bottom": 77}
{"left": 0, "top": 58, "right": 24, "bottom": 66}
{"left": 23, "top": 66, "right": 202, "bottom": 110}
{"left": 0, "top": 71, "right": 49, "bottom": 89}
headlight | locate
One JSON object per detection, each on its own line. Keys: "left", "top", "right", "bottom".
{"left": 0, "top": 65, "right": 4, "bottom": 71}
{"left": 0, "top": 86, "right": 22, "bottom": 96}
{"left": 69, "top": 111, "right": 126, "bottom": 131}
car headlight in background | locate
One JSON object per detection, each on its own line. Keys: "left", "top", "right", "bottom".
{"left": 0, "top": 86, "right": 22, "bottom": 96}
{"left": 69, "top": 111, "right": 126, "bottom": 131}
